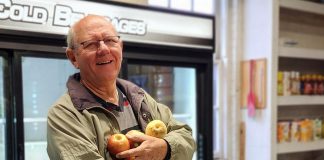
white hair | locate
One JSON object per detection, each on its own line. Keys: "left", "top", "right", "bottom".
{"left": 66, "top": 26, "right": 75, "bottom": 49}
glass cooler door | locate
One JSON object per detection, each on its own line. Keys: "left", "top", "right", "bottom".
{"left": 127, "top": 64, "right": 197, "bottom": 145}
{"left": 21, "top": 56, "right": 76, "bottom": 160}
{"left": 0, "top": 56, "right": 5, "bottom": 160}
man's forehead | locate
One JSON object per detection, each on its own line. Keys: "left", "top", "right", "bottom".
{"left": 75, "top": 17, "right": 115, "bottom": 33}
{"left": 77, "top": 15, "right": 110, "bottom": 27}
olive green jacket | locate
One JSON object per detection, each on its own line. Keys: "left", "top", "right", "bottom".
{"left": 47, "top": 74, "right": 196, "bottom": 160}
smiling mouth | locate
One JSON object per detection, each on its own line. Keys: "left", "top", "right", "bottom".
{"left": 96, "top": 60, "right": 113, "bottom": 65}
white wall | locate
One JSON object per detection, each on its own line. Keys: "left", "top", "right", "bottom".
{"left": 241, "top": 0, "right": 278, "bottom": 160}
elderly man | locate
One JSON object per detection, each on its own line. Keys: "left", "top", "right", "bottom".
{"left": 47, "top": 15, "right": 196, "bottom": 160}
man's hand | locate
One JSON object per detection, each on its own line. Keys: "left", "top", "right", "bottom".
{"left": 116, "top": 132, "right": 168, "bottom": 160}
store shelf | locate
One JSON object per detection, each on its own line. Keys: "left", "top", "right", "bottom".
{"left": 25, "top": 141, "right": 47, "bottom": 146}
{"left": 173, "top": 114, "right": 191, "bottom": 119}
{"left": 279, "top": 47, "right": 324, "bottom": 60}
{"left": 23, "top": 118, "right": 47, "bottom": 123}
{"left": 280, "top": 0, "right": 324, "bottom": 15}
{"left": 278, "top": 95, "right": 324, "bottom": 106}
{"left": 277, "top": 140, "right": 324, "bottom": 154}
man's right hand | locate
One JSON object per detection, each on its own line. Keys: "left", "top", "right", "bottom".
{"left": 116, "top": 132, "right": 168, "bottom": 160}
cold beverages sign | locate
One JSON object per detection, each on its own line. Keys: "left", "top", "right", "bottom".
{"left": 0, "top": 0, "right": 147, "bottom": 35}
{"left": 0, "top": 0, "right": 48, "bottom": 24}
{"left": 0, "top": 0, "right": 213, "bottom": 49}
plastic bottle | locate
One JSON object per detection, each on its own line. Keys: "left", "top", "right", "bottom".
{"left": 290, "top": 71, "right": 296, "bottom": 95}
{"left": 295, "top": 72, "right": 301, "bottom": 95}
{"left": 318, "top": 75, "right": 324, "bottom": 95}
{"left": 277, "top": 71, "right": 284, "bottom": 96}
{"left": 283, "top": 72, "right": 291, "bottom": 96}
{"left": 300, "top": 74, "right": 305, "bottom": 95}
{"left": 304, "top": 74, "right": 312, "bottom": 95}
{"left": 312, "top": 74, "right": 318, "bottom": 95}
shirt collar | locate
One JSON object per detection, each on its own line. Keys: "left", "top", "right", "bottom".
{"left": 67, "top": 73, "right": 123, "bottom": 111}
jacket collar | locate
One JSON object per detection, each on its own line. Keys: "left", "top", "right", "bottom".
{"left": 67, "top": 73, "right": 145, "bottom": 111}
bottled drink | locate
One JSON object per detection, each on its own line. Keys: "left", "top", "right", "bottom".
{"left": 277, "top": 71, "right": 284, "bottom": 96}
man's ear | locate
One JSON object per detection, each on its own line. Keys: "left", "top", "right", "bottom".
{"left": 66, "top": 48, "right": 79, "bottom": 69}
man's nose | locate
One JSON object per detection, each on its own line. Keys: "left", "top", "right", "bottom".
{"left": 97, "top": 41, "right": 110, "bottom": 53}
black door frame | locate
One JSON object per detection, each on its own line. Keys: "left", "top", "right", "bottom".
{"left": 0, "top": 50, "right": 15, "bottom": 160}
{"left": 13, "top": 50, "right": 67, "bottom": 160}
{"left": 122, "top": 43, "right": 214, "bottom": 160}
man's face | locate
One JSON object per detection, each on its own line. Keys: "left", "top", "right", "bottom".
{"left": 69, "top": 16, "right": 123, "bottom": 84}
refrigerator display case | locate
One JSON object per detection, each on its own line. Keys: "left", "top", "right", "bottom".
{"left": 122, "top": 45, "right": 213, "bottom": 159}
{"left": 21, "top": 55, "right": 77, "bottom": 160}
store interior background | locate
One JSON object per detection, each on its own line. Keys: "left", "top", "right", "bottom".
{"left": 1, "top": 0, "right": 324, "bottom": 160}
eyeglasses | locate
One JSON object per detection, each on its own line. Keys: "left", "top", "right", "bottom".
{"left": 77, "top": 36, "right": 120, "bottom": 52}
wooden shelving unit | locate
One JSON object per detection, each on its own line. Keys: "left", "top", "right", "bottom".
{"left": 276, "top": 0, "right": 324, "bottom": 158}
